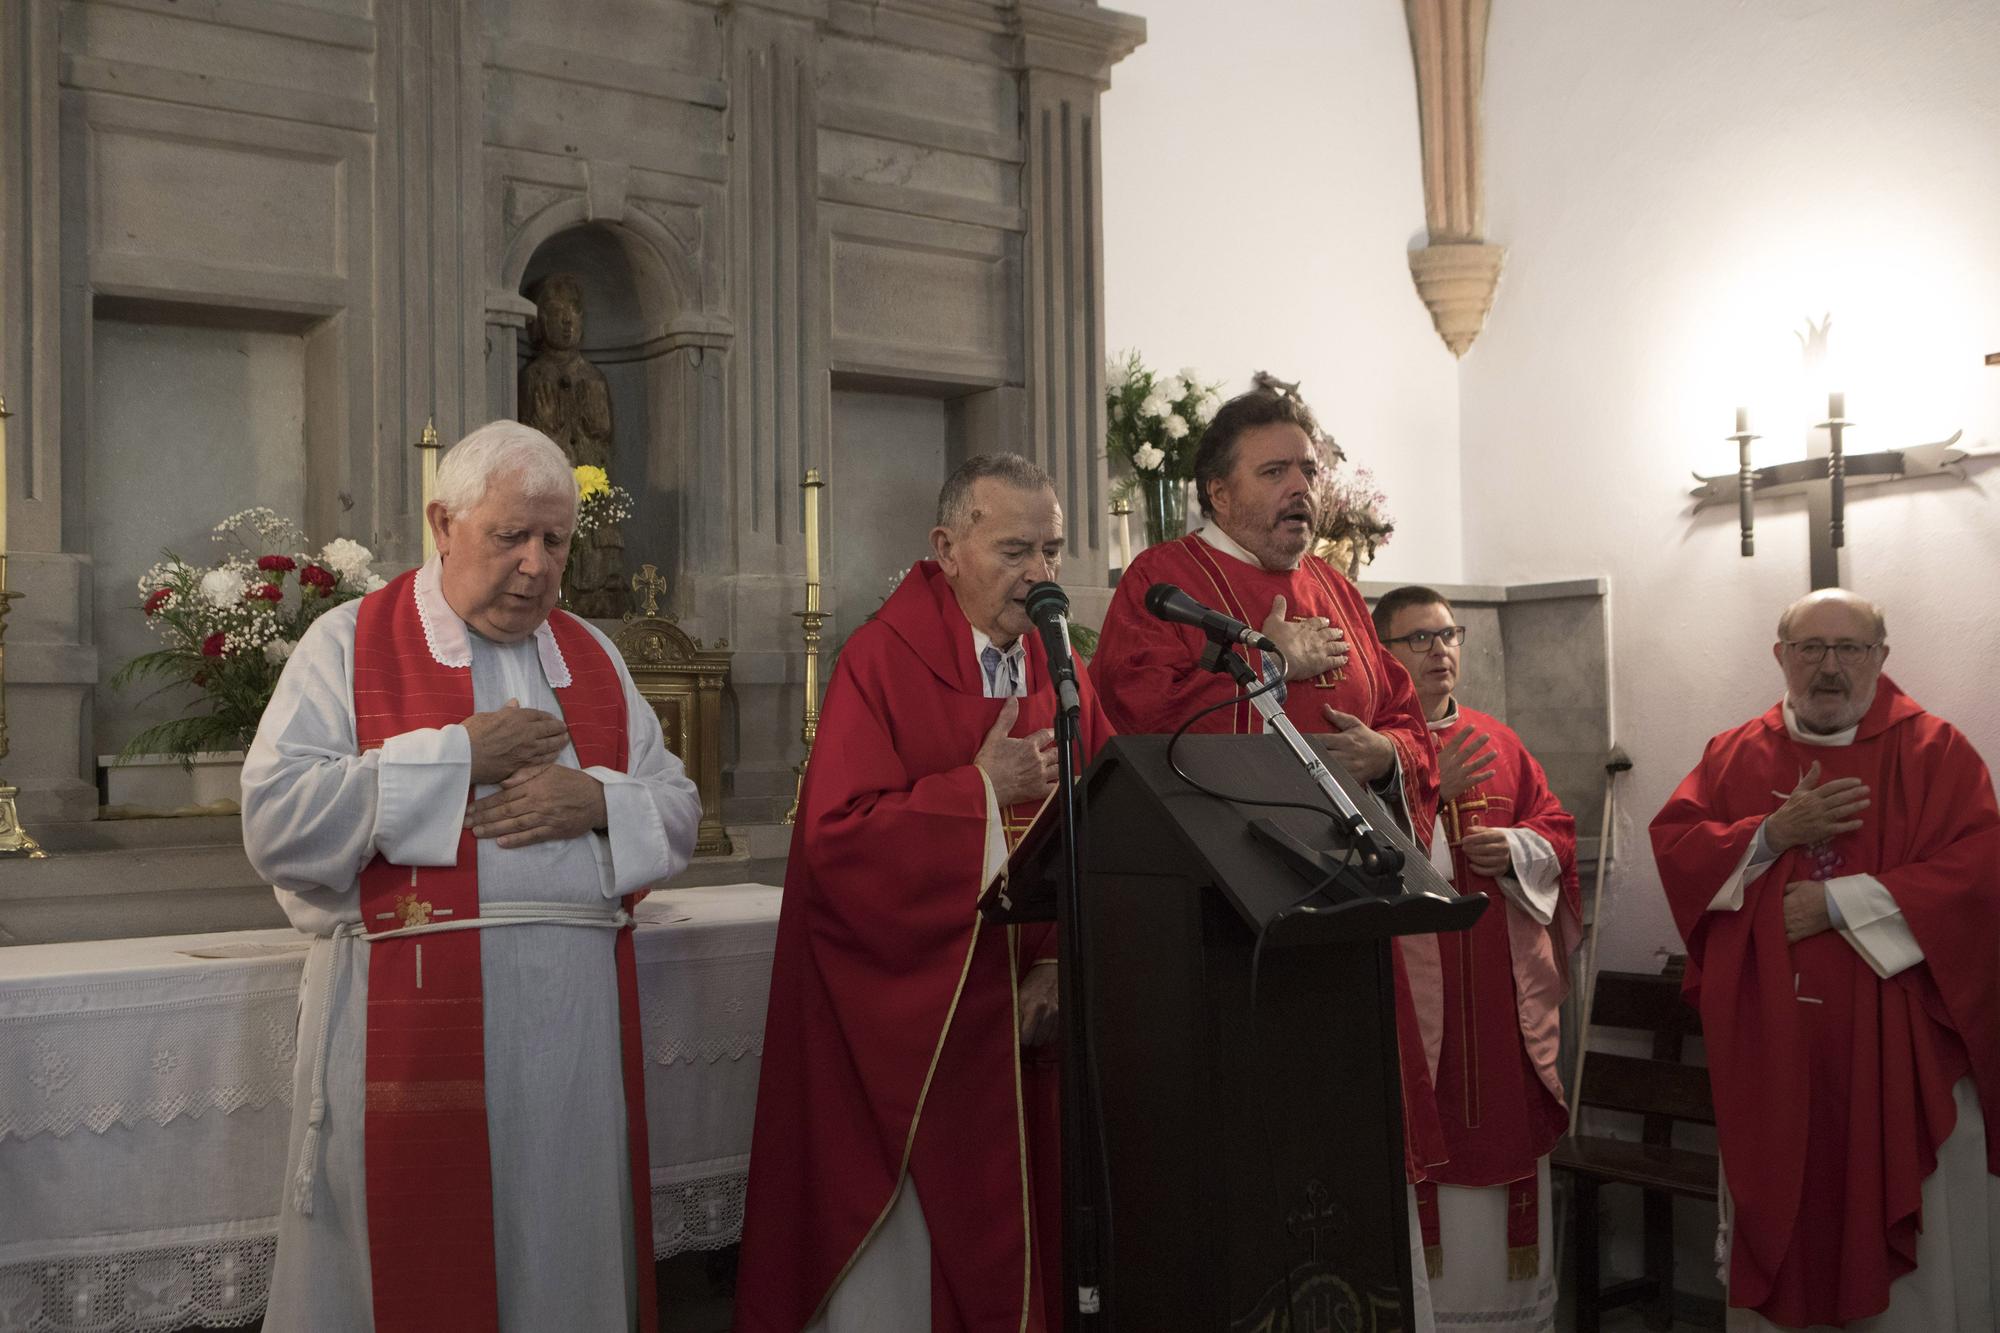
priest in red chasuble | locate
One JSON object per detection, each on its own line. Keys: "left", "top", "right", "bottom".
{"left": 736, "top": 454, "right": 1115, "bottom": 1333}
{"left": 1087, "top": 381, "right": 1445, "bottom": 1318}
{"left": 242, "top": 421, "right": 702, "bottom": 1332}
{"left": 1375, "top": 586, "right": 1578, "bottom": 1333}
{"left": 1651, "top": 589, "right": 2000, "bottom": 1332}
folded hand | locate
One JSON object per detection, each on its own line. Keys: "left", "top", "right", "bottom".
{"left": 467, "top": 763, "right": 606, "bottom": 849}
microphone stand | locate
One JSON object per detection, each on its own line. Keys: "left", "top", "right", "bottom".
{"left": 1198, "top": 641, "right": 1403, "bottom": 877}
{"left": 1051, "top": 673, "right": 1105, "bottom": 1328}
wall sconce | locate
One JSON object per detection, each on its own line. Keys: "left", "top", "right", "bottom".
{"left": 1689, "top": 320, "right": 1992, "bottom": 589}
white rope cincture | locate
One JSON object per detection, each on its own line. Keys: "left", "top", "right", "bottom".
{"left": 288, "top": 904, "right": 629, "bottom": 1216}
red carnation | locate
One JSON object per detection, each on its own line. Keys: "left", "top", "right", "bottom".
{"left": 250, "top": 583, "right": 284, "bottom": 602}
{"left": 299, "top": 564, "right": 337, "bottom": 594}
{"left": 143, "top": 588, "right": 171, "bottom": 616}
{"left": 257, "top": 554, "right": 297, "bottom": 573}
{"left": 200, "top": 632, "right": 228, "bottom": 657}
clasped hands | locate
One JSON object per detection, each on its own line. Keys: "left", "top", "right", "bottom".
{"left": 461, "top": 699, "right": 605, "bottom": 849}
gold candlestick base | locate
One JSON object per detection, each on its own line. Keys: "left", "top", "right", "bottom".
{"left": 0, "top": 576, "right": 44, "bottom": 857}
{"left": 0, "top": 782, "right": 45, "bottom": 858}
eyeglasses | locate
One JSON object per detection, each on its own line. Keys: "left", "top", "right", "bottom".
{"left": 1381, "top": 626, "right": 1466, "bottom": 651}
{"left": 1783, "top": 640, "right": 1880, "bottom": 665}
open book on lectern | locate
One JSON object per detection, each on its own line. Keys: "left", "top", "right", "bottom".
{"left": 980, "top": 731, "right": 1469, "bottom": 934}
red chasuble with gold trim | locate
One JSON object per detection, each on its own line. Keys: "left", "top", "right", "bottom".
{"left": 1650, "top": 677, "right": 2000, "bottom": 1327}
{"left": 1415, "top": 706, "right": 1579, "bottom": 1277}
{"left": 1090, "top": 534, "right": 1447, "bottom": 1177}
{"left": 735, "top": 562, "right": 1115, "bottom": 1333}
{"left": 350, "top": 569, "right": 658, "bottom": 1332}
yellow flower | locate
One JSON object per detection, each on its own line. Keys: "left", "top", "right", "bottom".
{"left": 574, "top": 465, "right": 609, "bottom": 500}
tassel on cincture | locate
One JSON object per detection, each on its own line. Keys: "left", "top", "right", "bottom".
{"left": 1507, "top": 1244, "right": 1539, "bottom": 1282}
{"left": 290, "top": 1101, "right": 327, "bottom": 1215}
{"left": 1424, "top": 1244, "right": 1443, "bottom": 1280}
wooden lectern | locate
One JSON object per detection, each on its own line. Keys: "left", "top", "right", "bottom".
{"left": 987, "top": 733, "right": 1484, "bottom": 1332}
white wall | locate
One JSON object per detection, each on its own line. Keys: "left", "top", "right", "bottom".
{"left": 1101, "top": 0, "right": 1464, "bottom": 583}
{"left": 1463, "top": 0, "right": 2000, "bottom": 972}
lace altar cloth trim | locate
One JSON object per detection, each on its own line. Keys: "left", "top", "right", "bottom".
{"left": 638, "top": 952, "right": 770, "bottom": 1066}
{"left": 0, "top": 1168, "right": 750, "bottom": 1332}
{"left": 0, "top": 1234, "right": 272, "bottom": 1333}
{"left": 0, "top": 978, "right": 300, "bottom": 1142}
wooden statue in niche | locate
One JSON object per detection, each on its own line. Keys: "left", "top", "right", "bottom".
{"left": 520, "top": 272, "right": 628, "bottom": 617}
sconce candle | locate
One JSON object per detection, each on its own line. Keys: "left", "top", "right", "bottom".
{"left": 1735, "top": 406, "right": 1748, "bottom": 435}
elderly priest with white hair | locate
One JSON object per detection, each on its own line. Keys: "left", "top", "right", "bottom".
{"left": 242, "top": 420, "right": 701, "bottom": 1332}
{"left": 1651, "top": 589, "right": 2000, "bottom": 1332}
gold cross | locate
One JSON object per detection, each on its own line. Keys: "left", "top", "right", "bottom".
{"left": 630, "top": 563, "right": 667, "bottom": 618}
{"left": 1442, "top": 793, "right": 1491, "bottom": 846}
{"left": 393, "top": 892, "right": 433, "bottom": 928}
{"left": 1513, "top": 1191, "right": 1534, "bottom": 1218}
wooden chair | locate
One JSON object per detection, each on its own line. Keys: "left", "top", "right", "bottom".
{"left": 1552, "top": 968, "right": 1720, "bottom": 1331}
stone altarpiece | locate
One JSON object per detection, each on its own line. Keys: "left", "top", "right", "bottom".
{"left": 0, "top": 0, "right": 1143, "bottom": 927}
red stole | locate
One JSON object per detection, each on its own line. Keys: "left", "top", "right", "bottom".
{"left": 1413, "top": 706, "right": 1580, "bottom": 1278}
{"left": 1090, "top": 534, "right": 1447, "bottom": 1179}
{"left": 735, "top": 562, "right": 1116, "bottom": 1333}
{"left": 1650, "top": 677, "right": 2000, "bottom": 1326}
{"left": 351, "top": 569, "right": 657, "bottom": 1332}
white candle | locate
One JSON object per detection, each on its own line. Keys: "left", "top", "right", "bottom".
{"left": 1734, "top": 406, "right": 1748, "bottom": 435}
{"left": 1113, "top": 502, "right": 1130, "bottom": 570}
{"left": 803, "top": 470, "right": 822, "bottom": 585}
{"left": 0, "top": 393, "right": 10, "bottom": 558}
{"left": 1828, "top": 391, "right": 1845, "bottom": 422}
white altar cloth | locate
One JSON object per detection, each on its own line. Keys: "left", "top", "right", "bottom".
{"left": 0, "top": 883, "right": 780, "bottom": 1333}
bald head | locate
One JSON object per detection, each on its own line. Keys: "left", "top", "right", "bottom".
{"left": 1776, "top": 588, "right": 1886, "bottom": 644}
{"left": 1773, "top": 589, "right": 1890, "bottom": 734}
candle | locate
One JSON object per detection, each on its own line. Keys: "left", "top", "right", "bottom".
{"left": 417, "top": 417, "right": 440, "bottom": 562}
{"left": 1734, "top": 406, "right": 1748, "bottom": 435}
{"left": 0, "top": 393, "right": 10, "bottom": 559}
{"left": 1112, "top": 500, "right": 1130, "bottom": 570}
{"left": 1828, "top": 391, "right": 1845, "bottom": 422}
{"left": 803, "top": 469, "right": 822, "bottom": 585}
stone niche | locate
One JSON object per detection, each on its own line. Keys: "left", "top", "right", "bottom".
{"left": 0, "top": 1, "right": 1145, "bottom": 934}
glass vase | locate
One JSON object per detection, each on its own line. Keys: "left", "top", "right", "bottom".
{"left": 1139, "top": 472, "right": 1188, "bottom": 548}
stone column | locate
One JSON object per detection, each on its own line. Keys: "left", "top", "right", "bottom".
{"left": 719, "top": 0, "right": 828, "bottom": 823}
{"left": 375, "top": 0, "right": 485, "bottom": 567}
{"left": 1017, "top": 0, "right": 1144, "bottom": 587}
{"left": 0, "top": 1, "right": 97, "bottom": 822}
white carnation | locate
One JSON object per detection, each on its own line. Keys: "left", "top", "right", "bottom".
{"left": 199, "top": 568, "right": 245, "bottom": 609}
{"left": 1105, "top": 356, "right": 1131, "bottom": 391}
{"left": 1178, "top": 366, "right": 1202, "bottom": 386}
{"left": 1164, "top": 414, "right": 1189, "bottom": 440}
{"left": 363, "top": 573, "right": 387, "bottom": 592}
{"left": 1132, "top": 443, "right": 1166, "bottom": 472}
{"left": 264, "top": 638, "right": 297, "bottom": 666}
{"left": 1139, "top": 391, "right": 1171, "bottom": 420}
{"left": 319, "top": 537, "right": 377, "bottom": 586}
{"left": 1161, "top": 376, "right": 1187, "bottom": 402}
{"left": 1198, "top": 388, "right": 1222, "bottom": 415}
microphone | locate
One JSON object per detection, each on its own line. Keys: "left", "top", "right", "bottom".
{"left": 1024, "top": 581, "right": 1082, "bottom": 717}
{"left": 1144, "top": 583, "right": 1278, "bottom": 653}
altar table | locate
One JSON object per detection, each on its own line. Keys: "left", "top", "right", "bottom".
{"left": 0, "top": 883, "right": 780, "bottom": 1332}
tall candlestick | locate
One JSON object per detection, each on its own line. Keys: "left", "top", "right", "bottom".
{"left": 802, "top": 469, "right": 823, "bottom": 586}
{"left": 1110, "top": 498, "right": 1131, "bottom": 572}
{"left": 0, "top": 392, "right": 11, "bottom": 559}
{"left": 416, "top": 417, "right": 441, "bottom": 562}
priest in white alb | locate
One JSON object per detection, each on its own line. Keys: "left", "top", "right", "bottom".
{"left": 242, "top": 420, "right": 701, "bottom": 1332}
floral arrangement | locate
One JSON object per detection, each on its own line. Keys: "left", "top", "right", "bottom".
{"left": 1312, "top": 464, "right": 1396, "bottom": 578}
{"left": 1105, "top": 352, "right": 1223, "bottom": 543}
{"left": 573, "top": 464, "right": 633, "bottom": 536}
{"left": 1105, "top": 352, "right": 1222, "bottom": 489}
{"left": 113, "top": 509, "right": 385, "bottom": 764}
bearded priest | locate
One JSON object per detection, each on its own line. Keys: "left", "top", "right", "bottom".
{"left": 1088, "top": 380, "right": 1444, "bottom": 1326}
{"left": 242, "top": 420, "right": 702, "bottom": 1331}
{"left": 1651, "top": 589, "right": 2000, "bottom": 1332}
{"left": 736, "top": 454, "right": 1116, "bottom": 1333}
{"left": 1374, "top": 585, "right": 1579, "bottom": 1333}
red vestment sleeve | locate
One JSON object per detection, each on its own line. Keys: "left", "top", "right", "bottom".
{"left": 1866, "top": 721, "right": 2000, "bottom": 1171}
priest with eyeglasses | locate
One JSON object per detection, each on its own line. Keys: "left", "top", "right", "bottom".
{"left": 1651, "top": 589, "right": 2000, "bottom": 1332}
{"left": 1374, "top": 586, "right": 1579, "bottom": 1333}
